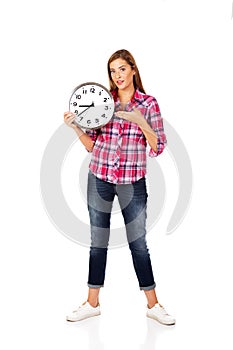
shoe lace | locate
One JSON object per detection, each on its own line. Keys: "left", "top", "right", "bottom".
{"left": 72, "top": 302, "right": 87, "bottom": 313}
{"left": 158, "top": 304, "right": 169, "bottom": 315}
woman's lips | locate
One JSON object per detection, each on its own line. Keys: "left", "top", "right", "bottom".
{"left": 116, "top": 80, "right": 124, "bottom": 85}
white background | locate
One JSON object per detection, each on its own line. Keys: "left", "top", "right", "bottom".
{"left": 1, "top": 0, "right": 233, "bottom": 349}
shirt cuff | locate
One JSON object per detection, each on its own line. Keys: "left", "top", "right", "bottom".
{"left": 149, "top": 148, "right": 159, "bottom": 157}
{"left": 149, "top": 142, "right": 165, "bottom": 157}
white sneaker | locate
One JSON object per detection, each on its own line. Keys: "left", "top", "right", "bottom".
{"left": 146, "top": 303, "right": 176, "bottom": 325}
{"left": 66, "top": 302, "right": 101, "bottom": 322}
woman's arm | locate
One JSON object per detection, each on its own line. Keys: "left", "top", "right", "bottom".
{"left": 138, "top": 119, "right": 158, "bottom": 152}
{"left": 64, "top": 112, "right": 94, "bottom": 152}
{"left": 115, "top": 108, "right": 158, "bottom": 152}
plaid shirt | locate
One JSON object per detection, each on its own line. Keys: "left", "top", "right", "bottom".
{"left": 85, "top": 89, "right": 167, "bottom": 184}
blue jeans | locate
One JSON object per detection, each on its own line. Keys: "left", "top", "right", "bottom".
{"left": 87, "top": 172, "right": 156, "bottom": 291}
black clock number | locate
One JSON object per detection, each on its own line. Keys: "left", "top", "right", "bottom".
{"left": 73, "top": 102, "right": 77, "bottom": 106}
{"left": 75, "top": 94, "right": 81, "bottom": 99}
{"left": 90, "top": 87, "right": 95, "bottom": 93}
{"left": 95, "top": 118, "right": 100, "bottom": 124}
{"left": 104, "top": 105, "right": 109, "bottom": 110}
{"left": 103, "top": 97, "right": 108, "bottom": 102}
{"left": 87, "top": 120, "right": 91, "bottom": 125}
{"left": 82, "top": 89, "right": 87, "bottom": 94}
{"left": 101, "top": 114, "right": 106, "bottom": 118}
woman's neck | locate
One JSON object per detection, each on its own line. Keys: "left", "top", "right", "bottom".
{"left": 118, "top": 85, "right": 135, "bottom": 103}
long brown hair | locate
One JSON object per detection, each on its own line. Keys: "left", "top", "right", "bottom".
{"left": 107, "top": 49, "right": 146, "bottom": 94}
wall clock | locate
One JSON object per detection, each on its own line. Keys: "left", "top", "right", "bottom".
{"left": 69, "top": 82, "right": 114, "bottom": 129}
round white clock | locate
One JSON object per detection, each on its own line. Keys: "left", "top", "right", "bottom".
{"left": 69, "top": 82, "right": 115, "bottom": 129}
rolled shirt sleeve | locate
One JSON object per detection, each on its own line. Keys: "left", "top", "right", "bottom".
{"left": 84, "top": 129, "right": 99, "bottom": 142}
{"left": 146, "top": 98, "right": 167, "bottom": 157}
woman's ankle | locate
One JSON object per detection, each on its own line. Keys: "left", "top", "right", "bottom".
{"left": 87, "top": 299, "right": 99, "bottom": 308}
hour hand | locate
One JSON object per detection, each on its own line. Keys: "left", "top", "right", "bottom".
{"left": 78, "top": 101, "right": 94, "bottom": 108}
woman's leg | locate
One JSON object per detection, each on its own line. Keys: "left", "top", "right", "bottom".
{"left": 117, "top": 177, "right": 157, "bottom": 302}
{"left": 117, "top": 179, "right": 176, "bottom": 324}
{"left": 87, "top": 172, "right": 115, "bottom": 304}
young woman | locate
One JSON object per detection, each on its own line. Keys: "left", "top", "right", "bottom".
{"left": 64, "top": 49, "right": 175, "bottom": 325}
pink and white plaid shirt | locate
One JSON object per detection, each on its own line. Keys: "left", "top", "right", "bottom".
{"left": 85, "top": 89, "right": 167, "bottom": 184}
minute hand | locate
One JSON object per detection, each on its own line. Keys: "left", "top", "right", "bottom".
{"left": 78, "top": 102, "right": 95, "bottom": 117}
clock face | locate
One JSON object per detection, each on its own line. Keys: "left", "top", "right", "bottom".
{"left": 69, "top": 82, "right": 115, "bottom": 129}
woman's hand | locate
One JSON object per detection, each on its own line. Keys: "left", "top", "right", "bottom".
{"left": 64, "top": 111, "right": 85, "bottom": 139}
{"left": 116, "top": 107, "right": 158, "bottom": 152}
{"left": 64, "top": 111, "right": 77, "bottom": 129}
{"left": 115, "top": 107, "right": 144, "bottom": 126}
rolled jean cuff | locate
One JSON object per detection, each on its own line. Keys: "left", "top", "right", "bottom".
{"left": 87, "top": 283, "right": 104, "bottom": 289}
{"left": 140, "top": 283, "right": 156, "bottom": 291}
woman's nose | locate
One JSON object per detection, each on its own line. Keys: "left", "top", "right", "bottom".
{"left": 115, "top": 71, "right": 121, "bottom": 78}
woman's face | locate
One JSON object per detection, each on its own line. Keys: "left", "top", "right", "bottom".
{"left": 109, "top": 58, "right": 135, "bottom": 91}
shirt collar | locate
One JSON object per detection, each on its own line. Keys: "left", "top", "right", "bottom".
{"left": 133, "top": 88, "right": 146, "bottom": 103}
